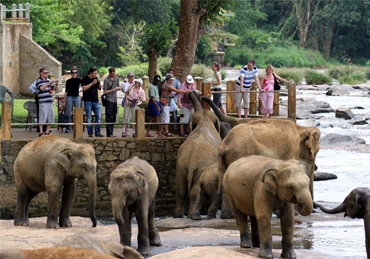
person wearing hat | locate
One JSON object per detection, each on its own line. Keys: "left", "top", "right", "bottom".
{"left": 103, "top": 67, "right": 122, "bottom": 138}
{"left": 160, "top": 74, "right": 191, "bottom": 137}
{"left": 145, "top": 75, "right": 164, "bottom": 138}
{"left": 178, "top": 75, "right": 197, "bottom": 137}
{"left": 122, "top": 78, "right": 146, "bottom": 137}
{"left": 121, "top": 72, "right": 135, "bottom": 137}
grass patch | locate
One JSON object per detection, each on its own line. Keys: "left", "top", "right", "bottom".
{"left": 328, "top": 65, "right": 368, "bottom": 84}
{"left": 304, "top": 70, "right": 332, "bottom": 85}
{"left": 273, "top": 68, "right": 305, "bottom": 86}
{"left": 338, "top": 72, "right": 367, "bottom": 85}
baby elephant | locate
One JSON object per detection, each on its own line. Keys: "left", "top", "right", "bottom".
{"left": 223, "top": 156, "right": 313, "bottom": 259}
{"left": 108, "top": 157, "right": 161, "bottom": 256}
{"left": 314, "top": 187, "right": 370, "bottom": 259}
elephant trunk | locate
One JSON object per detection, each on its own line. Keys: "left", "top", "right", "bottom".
{"left": 87, "top": 180, "right": 97, "bottom": 227}
{"left": 296, "top": 192, "right": 314, "bottom": 216}
{"left": 201, "top": 96, "right": 238, "bottom": 126}
{"left": 315, "top": 201, "right": 345, "bottom": 214}
{"left": 189, "top": 91, "right": 203, "bottom": 112}
{"left": 112, "top": 201, "right": 125, "bottom": 226}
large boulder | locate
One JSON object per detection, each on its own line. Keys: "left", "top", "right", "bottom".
{"left": 335, "top": 107, "right": 354, "bottom": 120}
{"left": 320, "top": 133, "right": 366, "bottom": 147}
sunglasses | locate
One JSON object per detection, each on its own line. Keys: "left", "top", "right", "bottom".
{"left": 43, "top": 72, "right": 48, "bottom": 74}
{"left": 71, "top": 72, "right": 78, "bottom": 74}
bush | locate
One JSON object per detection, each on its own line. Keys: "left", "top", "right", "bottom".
{"left": 338, "top": 72, "right": 367, "bottom": 85}
{"left": 115, "top": 64, "right": 149, "bottom": 79}
{"left": 190, "top": 64, "right": 213, "bottom": 79}
{"left": 220, "top": 69, "right": 227, "bottom": 80}
{"left": 273, "top": 68, "right": 305, "bottom": 85}
{"left": 365, "top": 60, "right": 370, "bottom": 67}
{"left": 328, "top": 65, "right": 354, "bottom": 79}
{"left": 304, "top": 70, "right": 332, "bottom": 85}
{"left": 97, "top": 67, "right": 109, "bottom": 77}
{"left": 157, "top": 57, "right": 173, "bottom": 77}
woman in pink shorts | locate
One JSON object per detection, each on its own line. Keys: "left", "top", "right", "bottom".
{"left": 260, "top": 64, "right": 291, "bottom": 118}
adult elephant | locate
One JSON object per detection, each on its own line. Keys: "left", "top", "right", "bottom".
{"left": 224, "top": 156, "right": 313, "bottom": 259}
{"left": 13, "top": 136, "right": 97, "bottom": 229}
{"left": 174, "top": 91, "right": 223, "bottom": 220}
{"left": 108, "top": 157, "right": 161, "bottom": 256}
{"left": 314, "top": 187, "right": 370, "bottom": 258}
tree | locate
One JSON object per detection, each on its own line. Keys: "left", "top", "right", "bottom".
{"left": 171, "top": 0, "right": 233, "bottom": 83}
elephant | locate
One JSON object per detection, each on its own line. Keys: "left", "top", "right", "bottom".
{"left": 0, "top": 247, "right": 118, "bottom": 259}
{"left": 108, "top": 156, "right": 161, "bottom": 256}
{"left": 174, "top": 91, "right": 223, "bottom": 220}
{"left": 59, "top": 235, "right": 144, "bottom": 259}
{"left": 314, "top": 187, "right": 370, "bottom": 259}
{"left": 13, "top": 135, "right": 97, "bottom": 229}
{"left": 217, "top": 118, "right": 320, "bottom": 218}
{"left": 193, "top": 162, "right": 221, "bottom": 219}
{"left": 223, "top": 156, "right": 313, "bottom": 259}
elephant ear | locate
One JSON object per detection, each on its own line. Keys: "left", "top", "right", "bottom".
{"left": 136, "top": 171, "right": 146, "bottom": 194}
{"left": 307, "top": 129, "right": 320, "bottom": 161}
{"left": 262, "top": 169, "right": 278, "bottom": 195}
{"left": 57, "top": 149, "right": 73, "bottom": 171}
{"left": 299, "top": 160, "right": 313, "bottom": 178}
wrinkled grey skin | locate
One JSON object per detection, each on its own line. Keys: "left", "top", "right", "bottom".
{"left": 59, "top": 235, "right": 144, "bottom": 259}
{"left": 108, "top": 157, "right": 161, "bottom": 256}
{"left": 175, "top": 91, "right": 222, "bottom": 220}
{"left": 13, "top": 136, "right": 97, "bottom": 229}
{"left": 315, "top": 187, "right": 370, "bottom": 259}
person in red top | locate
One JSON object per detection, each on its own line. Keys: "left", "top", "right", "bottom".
{"left": 178, "top": 75, "right": 197, "bottom": 137}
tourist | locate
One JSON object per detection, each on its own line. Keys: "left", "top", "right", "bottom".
{"left": 103, "top": 67, "right": 121, "bottom": 138}
{"left": 167, "top": 68, "right": 181, "bottom": 134}
{"left": 36, "top": 67, "right": 58, "bottom": 137}
{"left": 145, "top": 75, "right": 164, "bottom": 138}
{"left": 81, "top": 67, "right": 104, "bottom": 137}
{"left": 63, "top": 66, "right": 81, "bottom": 133}
{"left": 178, "top": 75, "right": 197, "bottom": 137}
{"left": 235, "top": 59, "right": 261, "bottom": 118}
{"left": 121, "top": 72, "right": 135, "bottom": 137}
{"left": 211, "top": 62, "right": 227, "bottom": 115}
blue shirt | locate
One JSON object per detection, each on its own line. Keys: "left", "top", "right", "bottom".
{"left": 236, "top": 66, "right": 258, "bottom": 89}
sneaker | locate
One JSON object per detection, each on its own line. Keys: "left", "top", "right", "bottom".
{"left": 65, "top": 130, "right": 70, "bottom": 133}
{"left": 122, "top": 132, "right": 126, "bottom": 137}
{"left": 88, "top": 133, "right": 93, "bottom": 138}
{"left": 95, "top": 133, "right": 104, "bottom": 137}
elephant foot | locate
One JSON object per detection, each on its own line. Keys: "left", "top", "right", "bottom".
{"left": 188, "top": 213, "right": 202, "bottom": 220}
{"left": 137, "top": 246, "right": 150, "bottom": 256}
{"left": 14, "top": 218, "right": 29, "bottom": 226}
{"left": 240, "top": 236, "right": 252, "bottom": 248}
{"left": 281, "top": 249, "right": 296, "bottom": 259}
{"left": 207, "top": 213, "right": 217, "bottom": 219}
{"left": 258, "top": 248, "right": 273, "bottom": 259}
{"left": 173, "top": 213, "right": 184, "bottom": 218}
{"left": 220, "top": 210, "right": 234, "bottom": 219}
{"left": 59, "top": 218, "right": 72, "bottom": 228}
{"left": 46, "top": 219, "right": 59, "bottom": 229}
{"left": 150, "top": 235, "right": 162, "bottom": 246}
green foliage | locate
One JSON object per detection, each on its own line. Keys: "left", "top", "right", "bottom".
{"left": 157, "top": 57, "right": 173, "bottom": 77}
{"left": 98, "top": 67, "right": 109, "bottom": 77}
{"left": 304, "top": 70, "right": 332, "bottom": 85}
{"left": 220, "top": 70, "right": 226, "bottom": 80}
{"left": 365, "top": 61, "right": 370, "bottom": 67}
{"left": 115, "top": 64, "right": 149, "bottom": 79}
{"left": 273, "top": 68, "right": 305, "bottom": 86}
{"left": 338, "top": 72, "right": 367, "bottom": 85}
{"left": 190, "top": 64, "right": 213, "bottom": 80}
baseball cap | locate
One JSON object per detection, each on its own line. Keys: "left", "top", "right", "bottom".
{"left": 153, "top": 75, "right": 161, "bottom": 82}
{"left": 186, "top": 75, "right": 194, "bottom": 84}
{"left": 165, "top": 73, "right": 173, "bottom": 80}
{"left": 134, "top": 78, "right": 142, "bottom": 86}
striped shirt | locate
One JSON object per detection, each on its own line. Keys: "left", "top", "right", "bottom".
{"left": 236, "top": 66, "right": 258, "bottom": 89}
{"left": 36, "top": 78, "right": 54, "bottom": 103}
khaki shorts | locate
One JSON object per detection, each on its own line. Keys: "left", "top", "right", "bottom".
{"left": 179, "top": 106, "right": 194, "bottom": 124}
{"left": 234, "top": 86, "right": 250, "bottom": 109}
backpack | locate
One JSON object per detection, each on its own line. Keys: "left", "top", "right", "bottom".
{"left": 28, "top": 80, "right": 37, "bottom": 94}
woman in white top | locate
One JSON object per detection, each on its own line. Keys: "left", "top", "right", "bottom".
{"left": 211, "top": 62, "right": 227, "bottom": 115}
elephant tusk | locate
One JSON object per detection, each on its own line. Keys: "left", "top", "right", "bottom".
{"left": 137, "top": 188, "right": 142, "bottom": 194}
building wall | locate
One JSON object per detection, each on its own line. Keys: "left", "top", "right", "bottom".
{"left": 0, "top": 138, "right": 186, "bottom": 219}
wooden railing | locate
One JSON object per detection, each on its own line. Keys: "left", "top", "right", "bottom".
{"left": 0, "top": 79, "right": 296, "bottom": 141}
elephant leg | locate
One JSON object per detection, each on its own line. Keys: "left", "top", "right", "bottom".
{"left": 233, "top": 209, "right": 252, "bottom": 248}
{"left": 136, "top": 199, "right": 150, "bottom": 256}
{"left": 188, "top": 184, "right": 202, "bottom": 220}
{"left": 250, "top": 216, "right": 260, "bottom": 248}
{"left": 174, "top": 174, "right": 187, "bottom": 218}
{"left": 207, "top": 192, "right": 221, "bottom": 219}
{"left": 256, "top": 213, "right": 273, "bottom": 259}
{"left": 221, "top": 187, "right": 234, "bottom": 219}
{"left": 119, "top": 207, "right": 132, "bottom": 247}
{"left": 46, "top": 185, "right": 63, "bottom": 229}
{"left": 24, "top": 190, "right": 38, "bottom": 225}
{"left": 14, "top": 183, "right": 34, "bottom": 226}
{"left": 148, "top": 199, "right": 161, "bottom": 246}
{"left": 59, "top": 180, "right": 76, "bottom": 227}
{"left": 280, "top": 204, "right": 296, "bottom": 259}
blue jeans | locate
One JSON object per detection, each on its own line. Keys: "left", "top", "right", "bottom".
{"left": 84, "top": 101, "right": 101, "bottom": 135}
{"left": 66, "top": 96, "right": 81, "bottom": 131}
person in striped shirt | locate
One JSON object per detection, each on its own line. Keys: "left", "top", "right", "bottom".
{"left": 36, "top": 67, "right": 58, "bottom": 137}
{"left": 235, "top": 59, "right": 261, "bottom": 118}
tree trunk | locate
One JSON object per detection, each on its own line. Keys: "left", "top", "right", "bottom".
{"left": 148, "top": 45, "right": 158, "bottom": 82}
{"left": 171, "top": 0, "right": 203, "bottom": 83}
{"left": 322, "top": 23, "right": 334, "bottom": 60}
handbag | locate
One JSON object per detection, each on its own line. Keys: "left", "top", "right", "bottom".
{"left": 102, "top": 80, "right": 115, "bottom": 106}
{"left": 58, "top": 107, "right": 69, "bottom": 128}
{"left": 273, "top": 73, "right": 281, "bottom": 91}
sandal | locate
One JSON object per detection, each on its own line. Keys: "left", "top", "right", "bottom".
{"left": 39, "top": 133, "right": 44, "bottom": 137}
{"left": 179, "top": 133, "right": 188, "bottom": 137}
{"left": 164, "top": 132, "right": 173, "bottom": 137}
{"left": 145, "top": 134, "right": 153, "bottom": 137}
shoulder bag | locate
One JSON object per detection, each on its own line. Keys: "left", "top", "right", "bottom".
{"left": 102, "top": 80, "right": 115, "bottom": 106}
{"left": 272, "top": 73, "right": 281, "bottom": 91}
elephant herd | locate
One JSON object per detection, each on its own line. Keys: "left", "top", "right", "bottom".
{"left": 4, "top": 91, "right": 369, "bottom": 259}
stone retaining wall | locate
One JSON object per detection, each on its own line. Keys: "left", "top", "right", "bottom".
{"left": 0, "top": 138, "right": 185, "bottom": 219}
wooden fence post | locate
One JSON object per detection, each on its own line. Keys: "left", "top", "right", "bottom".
{"left": 1, "top": 102, "right": 11, "bottom": 140}
{"left": 288, "top": 82, "right": 296, "bottom": 120}
{"left": 226, "top": 80, "right": 237, "bottom": 114}
{"left": 272, "top": 91, "right": 280, "bottom": 116}
{"left": 202, "top": 81, "right": 212, "bottom": 110}
{"left": 249, "top": 82, "right": 257, "bottom": 115}
{"left": 73, "top": 108, "right": 83, "bottom": 139}
{"left": 142, "top": 76, "right": 149, "bottom": 99}
{"left": 135, "top": 108, "right": 145, "bottom": 140}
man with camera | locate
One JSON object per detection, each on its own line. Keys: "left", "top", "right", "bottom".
{"left": 82, "top": 67, "right": 104, "bottom": 137}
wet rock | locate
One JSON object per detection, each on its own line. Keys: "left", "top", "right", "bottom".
{"left": 335, "top": 107, "right": 354, "bottom": 120}
{"left": 320, "top": 133, "right": 366, "bottom": 146}
{"left": 295, "top": 98, "right": 334, "bottom": 119}
{"left": 314, "top": 172, "right": 338, "bottom": 181}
